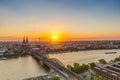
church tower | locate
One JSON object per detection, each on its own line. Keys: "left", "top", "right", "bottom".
{"left": 22, "top": 36, "right": 26, "bottom": 44}
{"left": 26, "top": 36, "right": 28, "bottom": 44}
{"left": 21, "top": 36, "right": 29, "bottom": 51}
{"left": 22, "top": 36, "right": 29, "bottom": 44}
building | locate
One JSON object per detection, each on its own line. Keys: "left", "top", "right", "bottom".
{"left": 0, "top": 48, "right": 7, "bottom": 56}
{"left": 21, "top": 36, "right": 29, "bottom": 50}
{"left": 22, "top": 36, "right": 29, "bottom": 44}
{"left": 94, "top": 62, "right": 120, "bottom": 80}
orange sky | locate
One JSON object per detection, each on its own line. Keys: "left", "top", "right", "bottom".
{"left": 0, "top": 32, "right": 120, "bottom": 41}
{"left": 0, "top": 0, "right": 120, "bottom": 41}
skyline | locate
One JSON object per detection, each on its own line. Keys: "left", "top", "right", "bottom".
{"left": 0, "top": 0, "right": 120, "bottom": 41}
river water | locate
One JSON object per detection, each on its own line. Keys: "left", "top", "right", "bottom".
{"left": 49, "top": 49, "right": 120, "bottom": 66}
{"left": 0, "top": 49, "right": 120, "bottom": 80}
{"left": 0, "top": 56, "right": 47, "bottom": 80}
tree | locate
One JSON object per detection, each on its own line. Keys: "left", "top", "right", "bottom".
{"left": 89, "top": 62, "right": 96, "bottom": 69}
{"left": 81, "top": 64, "right": 89, "bottom": 71}
{"left": 114, "top": 56, "right": 120, "bottom": 62}
{"left": 50, "top": 76, "right": 60, "bottom": 80}
{"left": 40, "top": 76, "right": 44, "bottom": 80}
{"left": 96, "top": 75, "right": 110, "bottom": 80}
{"left": 99, "top": 59, "right": 107, "bottom": 64}
{"left": 67, "top": 65, "right": 72, "bottom": 70}
{"left": 90, "top": 74, "right": 94, "bottom": 80}
{"left": 73, "top": 63, "right": 81, "bottom": 74}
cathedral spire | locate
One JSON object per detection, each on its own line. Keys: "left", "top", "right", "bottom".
{"left": 22, "top": 36, "right": 29, "bottom": 44}
{"left": 22, "top": 36, "right": 25, "bottom": 44}
{"left": 26, "top": 36, "right": 28, "bottom": 44}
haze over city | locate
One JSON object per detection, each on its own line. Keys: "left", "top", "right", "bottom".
{"left": 0, "top": 0, "right": 120, "bottom": 41}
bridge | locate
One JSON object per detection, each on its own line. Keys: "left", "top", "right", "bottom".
{"left": 31, "top": 51, "right": 84, "bottom": 80}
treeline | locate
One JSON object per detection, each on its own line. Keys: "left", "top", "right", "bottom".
{"left": 67, "top": 55, "right": 120, "bottom": 74}
{"left": 114, "top": 56, "right": 120, "bottom": 62}
{"left": 98, "top": 56, "right": 120, "bottom": 65}
{"left": 67, "top": 62, "right": 96, "bottom": 74}
{"left": 39, "top": 76, "right": 60, "bottom": 80}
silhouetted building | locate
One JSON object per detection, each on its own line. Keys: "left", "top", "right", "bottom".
{"left": 21, "top": 36, "right": 29, "bottom": 50}
{"left": 22, "top": 36, "right": 26, "bottom": 44}
{"left": 26, "top": 36, "right": 28, "bottom": 44}
{"left": 22, "top": 36, "right": 29, "bottom": 45}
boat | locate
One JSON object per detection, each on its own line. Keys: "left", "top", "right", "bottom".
{"left": 105, "top": 52, "right": 117, "bottom": 54}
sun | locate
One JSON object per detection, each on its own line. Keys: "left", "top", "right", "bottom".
{"left": 53, "top": 35, "right": 57, "bottom": 39}
{"left": 51, "top": 34, "right": 58, "bottom": 41}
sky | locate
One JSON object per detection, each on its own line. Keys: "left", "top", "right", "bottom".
{"left": 0, "top": 0, "right": 120, "bottom": 41}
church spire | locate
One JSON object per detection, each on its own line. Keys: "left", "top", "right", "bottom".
{"left": 26, "top": 36, "right": 28, "bottom": 44}
{"left": 22, "top": 36, "right": 29, "bottom": 44}
{"left": 22, "top": 36, "right": 25, "bottom": 44}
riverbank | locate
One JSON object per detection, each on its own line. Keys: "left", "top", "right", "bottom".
{"left": 0, "top": 54, "right": 30, "bottom": 60}
{"left": 48, "top": 48, "right": 120, "bottom": 54}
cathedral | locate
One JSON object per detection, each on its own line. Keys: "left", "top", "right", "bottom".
{"left": 22, "top": 36, "right": 29, "bottom": 45}
{"left": 21, "top": 36, "right": 29, "bottom": 49}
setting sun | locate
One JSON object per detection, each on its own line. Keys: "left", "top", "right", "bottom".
{"left": 52, "top": 34, "right": 58, "bottom": 41}
{"left": 53, "top": 35, "right": 57, "bottom": 39}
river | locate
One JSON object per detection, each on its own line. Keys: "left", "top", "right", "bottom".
{"left": 0, "top": 49, "right": 120, "bottom": 80}
{"left": 0, "top": 56, "right": 47, "bottom": 80}
{"left": 49, "top": 49, "right": 120, "bottom": 66}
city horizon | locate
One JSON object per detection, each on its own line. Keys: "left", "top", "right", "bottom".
{"left": 1, "top": 35, "right": 120, "bottom": 42}
{"left": 0, "top": 0, "right": 120, "bottom": 41}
